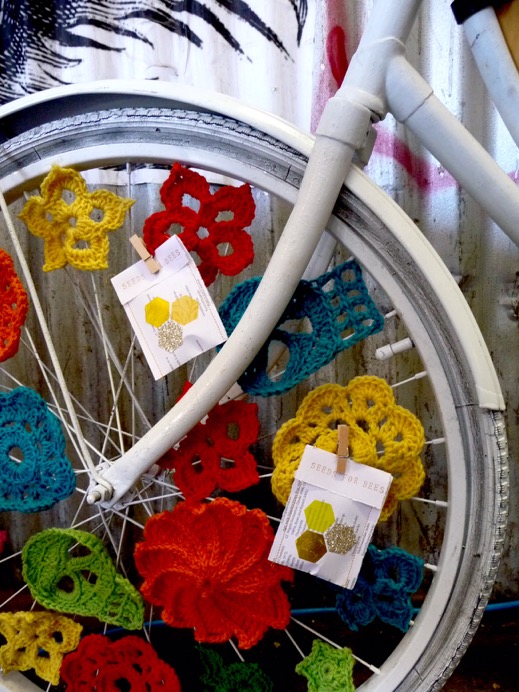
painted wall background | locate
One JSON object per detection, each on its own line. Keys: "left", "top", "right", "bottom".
{"left": 0, "top": 0, "right": 517, "bottom": 597}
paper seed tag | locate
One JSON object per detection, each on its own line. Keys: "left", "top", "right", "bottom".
{"left": 112, "top": 236, "right": 228, "bottom": 380}
{"left": 269, "top": 445, "right": 393, "bottom": 589}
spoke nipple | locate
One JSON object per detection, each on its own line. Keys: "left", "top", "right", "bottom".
{"left": 376, "top": 337, "right": 414, "bottom": 361}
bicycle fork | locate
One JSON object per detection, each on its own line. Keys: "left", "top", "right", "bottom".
{"left": 88, "top": 1, "right": 422, "bottom": 507}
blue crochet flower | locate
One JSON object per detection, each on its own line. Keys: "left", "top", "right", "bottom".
{"left": 336, "top": 544, "right": 424, "bottom": 632}
{"left": 219, "top": 259, "right": 384, "bottom": 396}
{"left": 0, "top": 387, "right": 76, "bottom": 512}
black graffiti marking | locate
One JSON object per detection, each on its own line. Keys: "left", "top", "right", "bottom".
{"left": 288, "top": 0, "right": 308, "bottom": 44}
{"left": 213, "top": 0, "right": 290, "bottom": 55}
{"left": 0, "top": 0, "right": 309, "bottom": 105}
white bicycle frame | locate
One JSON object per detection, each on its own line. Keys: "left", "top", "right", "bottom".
{"left": 0, "top": 0, "right": 516, "bottom": 507}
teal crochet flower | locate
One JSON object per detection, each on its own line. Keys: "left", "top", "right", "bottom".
{"left": 0, "top": 387, "right": 75, "bottom": 512}
{"left": 295, "top": 640, "right": 355, "bottom": 692}
{"left": 197, "top": 646, "right": 273, "bottom": 691}
{"left": 219, "top": 259, "right": 384, "bottom": 396}
{"left": 336, "top": 544, "right": 424, "bottom": 632}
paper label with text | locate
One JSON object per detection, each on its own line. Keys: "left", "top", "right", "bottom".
{"left": 268, "top": 445, "right": 393, "bottom": 589}
{"left": 112, "top": 236, "right": 228, "bottom": 380}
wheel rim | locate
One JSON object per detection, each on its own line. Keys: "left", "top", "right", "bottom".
{"left": 0, "top": 108, "right": 507, "bottom": 691}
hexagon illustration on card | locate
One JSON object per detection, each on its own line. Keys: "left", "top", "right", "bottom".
{"left": 145, "top": 297, "right": 170, "bottom": 328}
{"left": 304, "top": 500, "right": 335, "bottom": 533}
{"left": 296, "top": 530, "right": 327, "bottom": 563}
{"left": 170, "top": 295, "right": 199, "bottom": 325}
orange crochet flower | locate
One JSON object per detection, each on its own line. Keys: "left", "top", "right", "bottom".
{"left": 159, "top": 383, "right": 260, "bottom": 501}
{"left": 134, "top": 498, "right": 293, "bottom": 649}
{"left": 143, "top": 163, "right": 255, "bottom": 285}
{"left": 0, "top": 249, "right": 29, "bottom": 361}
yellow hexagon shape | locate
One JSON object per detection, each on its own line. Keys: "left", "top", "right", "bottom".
{"left": 170, "top": 295, "right": 199, "bottom": 325}
{"left": 296, "top": 530, "right": 327, "bottom": 563}
{"left": 304, "top": 500, "right": 335, "bottom": 533}
{"left": 145, "top": 297, "right": 170, "bottom": 327}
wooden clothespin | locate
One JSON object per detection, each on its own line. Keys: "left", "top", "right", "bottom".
{"left": 129, "top": 234, "right": 161, "bottom": 274}
{"left": 337, "top": 424, "right": 349, "bottom": 475}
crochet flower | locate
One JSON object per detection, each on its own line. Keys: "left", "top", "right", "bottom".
{"left": 0, "top": 249, "right": 29, "bottom": 361}
{"left": 143, "top": 163, "right": 255, "bottom": 285}
{"left": 19, "top": 165, "right": 134, "bottom": 271}
{"left": 336, "top": 544, "right": 424, "bottom": 631}
{"left": 295, "top": 640, "right": 355, "bottom": 692}
{"left": 0, "top": 386, "right": 76, "bottom": 512}
{"left": 134, "top": 498, "right": 293, "bottom": 649}
{"left": 22, "top": 528, "right": 144, "bottom": 630}
{"left": 61, "top": 634, "right": 181, "bottom": 691}
{"left": 271, "top": 376, "right": 425, "bottom": 521}
{"left": 218, "top": 259, "right": 384, "bottom": 396}
{"left": 0, "top": 611, "right": 82, "bottom": 685}
{"left": 159, "top": 383, "right": 260, "bottom": 500}
{"left": 198, "top": 645, "right": 273, "bottom": 691}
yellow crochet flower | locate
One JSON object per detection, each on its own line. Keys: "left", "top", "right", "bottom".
{"left": 271, "top": 376, "right": 425, "bottom": 521}
{"left": 0, "top": 611, "right": 82, "bottom": 684}
{"left": 19, "top": 165, "right": 134, "bottom": 271}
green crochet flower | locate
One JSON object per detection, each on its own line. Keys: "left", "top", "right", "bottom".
{"left": 22, "top": 528, "right": 144, "bottom": 630}
{"left": 295, "top": 640, "right": 355, "bottom": 692}
{"left": 197, "top": 646, "right": 273, "bottom": 692}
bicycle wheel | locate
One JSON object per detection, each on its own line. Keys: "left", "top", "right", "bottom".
{"left": 0, "top": 105, "right": 508, "bottom": 691}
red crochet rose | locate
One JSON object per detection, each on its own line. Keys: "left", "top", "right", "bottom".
{"left": 0, "top": 249, "right": 29, "bottom": 362}
{"left": 143, "top": 163, "right": 255, "bottom": 285}
{"left": 60, "top": 634, "right": 181, "bottom": 691}
{"left": 134, "top": 498, "right": 293, "bottom": 649}
{"left": 159, "top": 383, "right": 260, "bottom": 501}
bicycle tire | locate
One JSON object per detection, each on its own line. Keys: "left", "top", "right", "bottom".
{"left": 0, "top": 106, "right": 508, "bottom": 692}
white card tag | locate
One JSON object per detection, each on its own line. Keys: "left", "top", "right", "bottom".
{"left": 112, "top": 236, "right": 228, "bottom": 380}
{"left": 269, "top": 445, "right": 393, "bottom": 589}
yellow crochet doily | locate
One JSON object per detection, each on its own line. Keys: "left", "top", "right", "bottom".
{"left": 0, "top": 611, "right": 82, "bottom": 684}
{"left": 19, "top": 165, "right": 134, "bottom": 271}
{"left": 271, "top": 376, "right": 425, "bottom": 521}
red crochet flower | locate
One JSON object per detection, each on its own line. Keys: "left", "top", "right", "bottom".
{"left": 159, "top": 383, "right": 260, "bottom": 501}
{"left": 0, "top": 250, "right": 29, "bottom": 362}
{"left": 143, "top": 163, "right": 255, "bottom": 285}
{"left": 60, "top": 634, "right": 181, "bottom": 691}
{"left": 134, "top": 498, "right": 293, "bottom": 649}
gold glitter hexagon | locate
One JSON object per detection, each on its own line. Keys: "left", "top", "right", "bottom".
{"left": 296, "top": 530, "right": 327, "bottom": 563}
{"left": 157, "top": 320, "right": 183, "bottom": 352}
{"left": 145, "top": 297, "right": 170, "bottom": 328}
{"left": 325, "top": 523, "right": 357, "bottom": 555}
{"left": 304, "top": 500, "right": 335, "bottom": 533}
{"left": 170, "top": 295, "right": 199, "bottom": 325}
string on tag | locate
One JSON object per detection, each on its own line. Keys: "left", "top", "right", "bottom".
{"left": 129, "top": 235, "right": 161, "bottom": 274}
{"left": 337, "top": 424, "right": 349, "bottom": 475}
